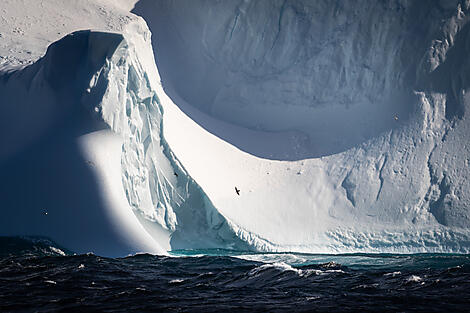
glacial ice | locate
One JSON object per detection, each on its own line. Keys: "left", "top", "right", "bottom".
{"left": 133, "top": 0, "right": 425, "bottom": 159}
{"left": 1, "top": 0, "right": 470, "bottom": 256}
{"left": 0, "top": 28, "right": 168, "bottom": 256}
{"left": 0, "top": 20, "right": 248, "bottom": 256}
{"left": 134, "top": 0, "right": 470, "bottom": 253}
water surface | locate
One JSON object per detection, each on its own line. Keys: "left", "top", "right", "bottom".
{"left": 1, "top": 237, "right": 469, "bottom": 312}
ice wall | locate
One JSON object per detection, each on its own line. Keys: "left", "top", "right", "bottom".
{"left": 0, "top": 29, "right": 168, "bottom": 256}
{"left": 97, "top": 21, "right": 249, "bottom": 250}
{"left": 0, "top": 20, "right": 248, "bottom": 255}
{"left": 133, "top": 0, "right": 454, "bottom": 158}
{"left": 130, "top": 0, "right": 470, "bottom": 252}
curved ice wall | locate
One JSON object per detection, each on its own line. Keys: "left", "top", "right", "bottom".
{"left": 131, "top": 0, "right": 470, "bottom": 252}
{"left": 135, "top": 0, "right": 467, "bottom": 159}
{"left": 98, "top": 22, "right": 249, "bottom": 251}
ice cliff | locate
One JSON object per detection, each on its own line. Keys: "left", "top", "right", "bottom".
{"left": 0, "top": 19, "right": 249, "bottom": 255}
{"left": 1, "top": 0, "right": 470, "bottom": 256}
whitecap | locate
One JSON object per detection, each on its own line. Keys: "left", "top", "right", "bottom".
{"left": 383, "top": 271, "right": 401, "bottom": 277}
{"left": 248, "top": 262, "right": 300, "bottom": 276}
{"left": 249, "top": 262, "right": 323, "bottom": 277}
{"left": 49, "top": 247, "right": 66, "bottom": 256}
{"left": 406, "top": 275, "right": 422, "bottom": 282}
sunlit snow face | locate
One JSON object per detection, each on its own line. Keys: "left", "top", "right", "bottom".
{"left": 131, "top": 0, "right": 444, "bottom": 159}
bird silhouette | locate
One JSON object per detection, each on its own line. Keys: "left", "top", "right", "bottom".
{"left": 235, "top": 187, "right": 240, "bottom": 195}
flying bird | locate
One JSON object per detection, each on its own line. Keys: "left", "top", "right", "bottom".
{"left": 235, "top": 187, "right": 240, "bottom": 195}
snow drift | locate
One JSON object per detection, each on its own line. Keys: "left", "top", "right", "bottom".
{"left": 1, "top": 0, "right": 470, "bottom": 256}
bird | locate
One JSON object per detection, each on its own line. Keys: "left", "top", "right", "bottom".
{"left": 235, "top": 187, "right": 240, "bottom": 195}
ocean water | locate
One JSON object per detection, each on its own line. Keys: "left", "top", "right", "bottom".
{"left": 1, "top": 237, "right": 470, "bottom": 312}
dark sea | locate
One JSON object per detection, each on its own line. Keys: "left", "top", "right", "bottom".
{"left": 1, "top": 237, "right": 470, "bottom": 312}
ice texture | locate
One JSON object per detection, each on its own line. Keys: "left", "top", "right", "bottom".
{"left": 98, "top": 21, "right": 249, "bottom": 251}
{"left": 133, "top": 0, "right": 470, "bottom": 253}
{"left": 133, "top": 0, "right": 434, "bottom": 159}
{"left": 0, "top": 18, "right": 247, "bottom": 255}
{"left": 0, "top": 29, "right": 165, "bottom": 256}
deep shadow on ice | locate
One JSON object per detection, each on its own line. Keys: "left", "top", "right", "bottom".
{"left": 0, "top": 31, "right": 165, "bottom": 256}
{"left": 131, "top": 0, "right": 456, "bottom": 160}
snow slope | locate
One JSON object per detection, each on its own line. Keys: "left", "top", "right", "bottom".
{"left": 1, "top": 0, "right": 470, "bottom": 256}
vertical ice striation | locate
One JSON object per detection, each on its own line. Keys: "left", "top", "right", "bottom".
{"left": 0, "top": 20, "right": 247, "bottom": 255}
{"left": 94, "top": 21, "right": 249, "bottom": 250}
{"left": 0, "top": 29, "right": 168, "bottom": 257}
{"left": 133, "top": 0, "right": 450, "bottom": 159}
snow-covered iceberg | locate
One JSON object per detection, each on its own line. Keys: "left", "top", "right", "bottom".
{"left": 0, "top": 19, "right": 249, "bottom": 256}
{"left": 1, "top": 0, "right": 470, "bottom": 256}
{"left": 0, "top": 27, "right": 166, "bottom": 256}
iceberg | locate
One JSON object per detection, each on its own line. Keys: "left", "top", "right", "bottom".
{"left": 0, "top": 28, "right": 166, "bottom": 256}
{"left": 1, "top": 0, "right": 470, "bottom": 256}
{"left": 0, "top": 19, "right": 248, "bottom": 256}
